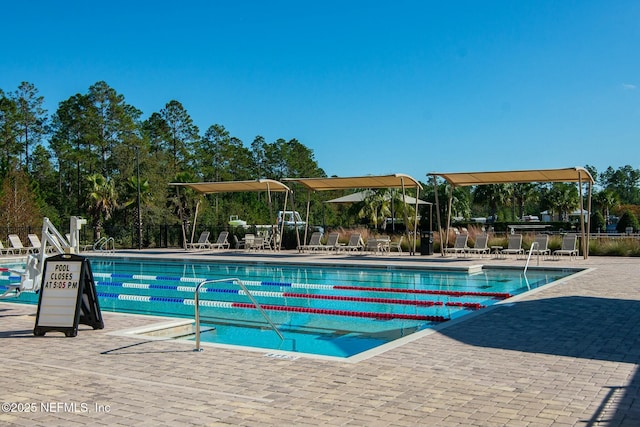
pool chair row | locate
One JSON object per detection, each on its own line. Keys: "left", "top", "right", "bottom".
{"left": 298, "top": 232, "right": 404, "bottom": 255}
{"left": 186, "top": 231, "right": 231, "bottom": 251}
{"left": 494, "top": 233, "right": 579, "bottom": 260}
{"left": 443, "top": 234, "right": 491, "bottom": 258}
{"left": 0, "top": 234, "right": 49, "bottom": 256}
{"left": 443, "top": 233, "right": 579, "bottom": 260}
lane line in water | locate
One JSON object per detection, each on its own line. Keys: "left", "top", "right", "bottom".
{"left": 97, "top": 292, "right": 449, "bottom": 322}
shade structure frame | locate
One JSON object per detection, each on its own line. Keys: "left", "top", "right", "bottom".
{"left": 284, "top": 174, "right": 424, "bottom": 255}
{"left": 428, "top": 167, "right": 593, "bottom": 259}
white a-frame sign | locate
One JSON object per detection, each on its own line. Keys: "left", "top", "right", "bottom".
{"left": 34, "top": 253, "right": 104, "bottom": 337}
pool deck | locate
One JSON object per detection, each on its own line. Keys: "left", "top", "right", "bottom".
{"left": 1, "top": 250, "right": 640, "bottom": 426}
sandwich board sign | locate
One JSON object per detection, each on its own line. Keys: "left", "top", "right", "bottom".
{"left": 33, "top": 253, "right": 104, "bottom": 337}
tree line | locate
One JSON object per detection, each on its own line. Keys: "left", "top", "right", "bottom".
{"left": 1, "top": 80, "right": 639, "bottom": 247}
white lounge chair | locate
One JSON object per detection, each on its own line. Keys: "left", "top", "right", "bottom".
{"left": 443, "top": 234, "right": 468, "bottom": 257}
{"left": 527, "top": 234, "right": 550, "bottom": 258}
{"left": 27, "top": 234, "right": 43, "bottom": 254}
{"left": 210, "top": 231, "right": 230, "bottom": 249}
{"left": 319, "top": 232, "right": 341, "bottom": 252}
{"left": 466, "top": 234, "right": 489, "bottom": 257}
{"left": 186, "top": 231, "right": 211, "bottom": 250}
{"left": 298, "top": 232, "right": 323, "bottom": 252}
{"left": 8, "top": 234, "right": 34, "bottom": 254}
{"left": 553, "top": 234, "right": 578, "bottom": 260}
{"left": 0, "top": 240, "right": 15, "bottom": 256}
{"left": 338, "top": 233, "right": 365, "bottom": 252}
{"left": 500, "top": 234, "right": 524, "bottom": 257}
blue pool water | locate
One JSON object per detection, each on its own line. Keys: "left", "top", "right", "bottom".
{"left": 1, "top": 258, "right": 576, "bottom": 358}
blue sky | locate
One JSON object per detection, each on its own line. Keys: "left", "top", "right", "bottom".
{"left": 2, "top": 1, "right": 639, "bottom": 182}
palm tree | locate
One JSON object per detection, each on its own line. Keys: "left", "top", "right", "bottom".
{"left": 594, "top": 189, "right": 619, "bottom": 224}
{"left": 545, "top": 183, "right": 579, "bottom": 221}
{"left": 472, "top": 184, "right": 511, "bottom": 222}
{"left": 512, "top": 183, "right": 539, "bottom": 220}
{"left": 86, "top": 173, "right": 118, "bottom": 240}
{"left": 357, "top": 189, "right": 391, "bottom": 229}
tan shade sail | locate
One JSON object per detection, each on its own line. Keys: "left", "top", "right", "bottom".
{"left": 429, "top": 167, "right": 594, "bottom": 187}
{"left": 169, "top": 179, "right": 290, "bottom": 194}
{"left": 284, "top": 173, "right": 423, "bottom": 191}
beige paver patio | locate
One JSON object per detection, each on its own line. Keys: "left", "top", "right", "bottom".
{"left": 1, "top": 251, "right": 639, "bottom": 426}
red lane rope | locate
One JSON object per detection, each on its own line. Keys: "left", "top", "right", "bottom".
{"left": 333, "top": 286, "right": 511, "bottom": 299}
{"left": 231, "top": 303, "right": 449, "bottom": 322}
{"left": 445, "top": 302, "right": 485, "bottom": 310}
{"left": 282, "top": 292, "right": 443, "bottom": 307}
{"left": 282, "top": 293, "right": 484, "bottom": 310}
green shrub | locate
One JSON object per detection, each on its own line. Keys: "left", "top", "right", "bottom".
{"left": 616, "top": 210, "right": 640, "bottom": 233}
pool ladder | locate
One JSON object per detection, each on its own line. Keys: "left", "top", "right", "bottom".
{"left": 93, "top": 236, "right": 115, "bottom": 253}
{"left": 193, "top": 278, "right": 284, "bottom": 352}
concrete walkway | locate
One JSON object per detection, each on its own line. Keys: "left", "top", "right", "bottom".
{"left": 1, "top": 252, "right": 639, "bottom": 426}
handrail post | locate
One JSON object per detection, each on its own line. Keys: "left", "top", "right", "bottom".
{"left": 194, "top": 280, "right": 203, "bottom": 351}
{"left": 524, "top": 241, "right": 539, "bottom": 275}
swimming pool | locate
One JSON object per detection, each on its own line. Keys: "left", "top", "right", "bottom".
{"left": 1, "top": 258, "right": 577, "bottom": 358}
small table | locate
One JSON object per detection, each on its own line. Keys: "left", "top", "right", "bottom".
{"left": 491, "top": 246, "right": 504, "bottom": 259}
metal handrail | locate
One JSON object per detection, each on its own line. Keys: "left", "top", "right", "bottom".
{"left": 523, "top": 241, "right": 539, "bottom": 275}
{"left": 100, "top": 237, "right": 115, "bottom": 252}
{"left": 193, "top": 278, "right": 284, "bottom": 352}
{"left": 93, "top": 237, "right": 107, "bottom": 251}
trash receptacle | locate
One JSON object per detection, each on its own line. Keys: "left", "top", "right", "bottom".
{"left": 420, "top": 230, "right": 433, "bottom": 255}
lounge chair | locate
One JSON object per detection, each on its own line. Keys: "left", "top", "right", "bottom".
{"left": 8, "top": 234, "right": 34, "bottom": 254}
{"left": 298, "top": 232, "right": 323, "bottom": 252}
{"left": 0, "top": 240, "right": 15, "bottom": 256}
{"left": 210, "top": 231, "right": 230, "bottom": 249}
{"left": 500, "top": 234, "right": 524, "bottom": 257}
{"left": 466, "top": 234, "right": 489, "bottom": 257}
{"left": 553, "top": 234, "right": 578, "bottom": 260}
{"left": 443, "top": 234, "right": 468, "bottom": 257}
{"left": 338, "top": 233, "right": 365, "bottom": 252}
{"left": 319, "top": 232, "right": 340, "bottom": 252}
{"left": 27, "top": 234, "right": 43, "bottom": 254}
{"left": 527, "top": 234, "right": 550, "bottom": 258}
{"left": 186, "top": 231, "right": 212, "bottom": 250}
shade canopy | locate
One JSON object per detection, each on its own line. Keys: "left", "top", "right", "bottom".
{"left": 169, "top": 179, "right": 290, "bottom": 194}
{"left": 326, "top": 190, "right": 430, "bottom": 205}
{"left": 428, "top": 167, "right": 593, "bottom": 259}
{"left": 285, "top": 173, "right": 424, "bottom": 255}
{"left": 285, "top": 173, "right": 423, "bottom": 191}
{"left": 429, "top": 167, "right": 594, "bottom": 187}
